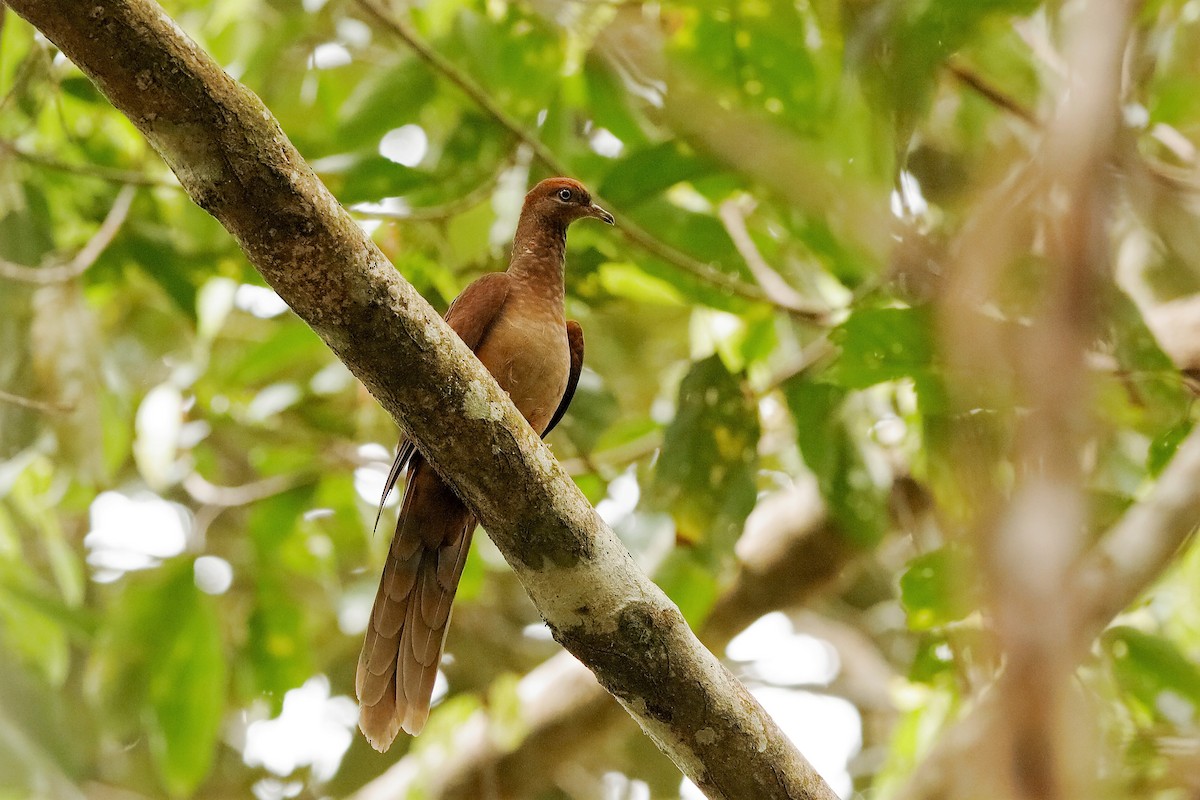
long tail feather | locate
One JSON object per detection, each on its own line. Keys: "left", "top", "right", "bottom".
{"left": 356, "top": 455, "right": 474, "bottom": 750}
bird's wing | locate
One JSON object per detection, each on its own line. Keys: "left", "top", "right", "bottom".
{"left": 543, "top": 319, "right": 584, "bottom": 438}
{"left": 373, "top": 273, "right": 513, "bottom": 531}
{"left": 444, "top": 271, "right": 512, "bottom": 350}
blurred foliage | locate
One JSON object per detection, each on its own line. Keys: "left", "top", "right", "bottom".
{"left": 2, "top": 0, "right": 1200, "bottom": 798}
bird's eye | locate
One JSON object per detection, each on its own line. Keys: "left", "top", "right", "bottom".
{"left": 557, "top": 188, "right": 573, "bottom": 202}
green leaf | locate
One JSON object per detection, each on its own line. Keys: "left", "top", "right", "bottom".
{"left": 0, "top": 649, "right": 87, "bottom": 797}
{"left": 899, "top": 546, "right": 980, "bottom": 630}
{"left": 592, "top": 416, "right": 661, "bottom": 454}
{"left": 334, "top": 155, "right": 430, "bottom": 205}
{"left": 244, "top": 578, "right": 312, "bottom": 711}
{"left": 597, "top": 261, "right": 685, "bottom": 306}
{"left": 484, "top": 672, "right": 529, "bottom": 750}
{"left": 653, "top": 355, "right": 759, "bottom": 563}
{"left": 654, "top": 549, "right": 721, "bottom": 627}
{"left": 582, "top": 56, "right": 649, "bottom": 146}
{"left": 94, "top": 563, "right": 226, "bottom": 797}
{"left": 448, "top": 7, "right": 562, "bottom": 120}
{"left": 336, "top": 61, "right": 438, "bottom": 151}
{"left": 783, "top": 379, "right": 888, "bottom": 545}
{"left": 909, "top": 633, "right": 956, "bottom": 684}
{"left": 60, "top": 75, "right": 104, "bottom": 104}
{"left": 599, "top": 142, "right": 717, "bottom": 208}
{"left": 1149, "top": 420, "right": 1194, "bottom": 477}
{"left": 0, "top": 571, "right": 72, "bottom": 684}
{"left": 1106, "top": 290, "right": 1191, "bottom": 436}
{"left": 1104, "top": 626, "right": 1200, "bottom": 724}
{"left": 667, "top": 0, "right": 830, "bottom": 136}
{"left": 844, "top": 0, "right": 1040, "bottom": 135}
{"left": 455, "top": 535, "right": 487, "bottom": 603}
{"left": 221, "top": 321, "right": 323, "bottom": 387}
{"left": 148, "top": 571, "right": 227, "bottom": 796}
{"left": 827, "top": 306, "right": 935, "bottom": 389}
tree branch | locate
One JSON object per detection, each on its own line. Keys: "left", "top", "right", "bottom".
{"left": 0, "top": 185, "right": 136, "bottom": 284}
{"left": 350, "top": 477, "right": 862, "bottom": 800}
{"left": 897, "top": 423, "right": 1200, "bottom": 800}
{"left": 1068, "top": 424, "right": 1200, "bottom": 643}
{"left": 717, "top": 196, "right": 822, "bottom": 320}
{"left": 0, "top": 387, "right": 74, "bottom": 414}
{"left": 904, "top": 5, "right": 1160, "bottom": 797}
{"left": 7, "top": 1, "right": 835, "bottom": 797}
{"left": 945, "top": 57, "right": 1037, "bottom": 127}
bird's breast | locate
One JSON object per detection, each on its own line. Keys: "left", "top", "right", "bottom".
{"left": 476, "top": 301, "right": 569, "bottom": 435}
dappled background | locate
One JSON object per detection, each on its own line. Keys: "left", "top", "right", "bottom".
{"left": 4, "top": 0, "right": 1200, "bottom": 798}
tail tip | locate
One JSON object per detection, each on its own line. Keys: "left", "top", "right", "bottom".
{"left": 401, "top": 707, "right": 428, "bottom": 737}
{"left": 359, "top": 711, "right": 402, "bottom": 753}
{"left": 357, "top": 705, "right": 429, "bottom": 750}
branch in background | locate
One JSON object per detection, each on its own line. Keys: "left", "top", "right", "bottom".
{"left": 1068, "top": 425, "right": 1200, "bottom": 641}
{"left": 702, "top": 478, "right": 858, "bottom": 650}
{"left": 945, "top": 57, "right": 1037, "bottom": 127}
{"left": 906, "top": 3, "right": 1142, "bottom": 798}
{"left": 6, "top": 2, "right": 835, "bottom": 797}
{"left": 0, "top": 387, "right": 73, "bottom": 414}
{"left": 350, "top": 476, "right": 867, "bottom": 800}
{"left": 353, "top": 0, "right": 829, "bottom": 323}
{"left": 717, "top": 196, "right": 828, "bottom": 322}
{"left": 181, "top": 472, "right": 312, "bottom": 508}
{"left": 982, "top": 1, "right": 1130, "bottom": 794}
{"left": 349, "top": 167, "right": 504, "bottom": 223}
{"left": 899, "top": 423, "right": 1200, "bottom": 800}
{"left": 0, "top": 185, "right": 136, "bottom": 284}
{"left": 0, "top": 139, "right": 174, "bottom": 187}
{"left": 559, "top": 427, "right": 662, "bottom": 477}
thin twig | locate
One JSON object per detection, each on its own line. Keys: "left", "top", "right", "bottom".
{"left": 946, "top": 57, "right": 1038, "bottom": 127}
{"left": 0, "top": 138, "right": 175, "bottom": 187}
{"left": 0, "top": 387, "right": 74, "bottom": 413}
{"left": 351, "top": 161, "right": 509, "bottom": 222}
{"left": 718, "top": 196, "right": 830, "bottom": 319}
{"left": 0, "top": 185, "right": 136, "bottom": 283}
{"left": 182, "top": 471, "right": 312, "bottom": 507}
{"left": 354, "top": 0, "right": 828, "bottom": 323}
{"left": 558, "top": 428, "right": 663, "bottom": 476}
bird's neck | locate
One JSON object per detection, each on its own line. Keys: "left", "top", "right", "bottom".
{"left": 506, "top": 211, "right": 567, "bottom": 302}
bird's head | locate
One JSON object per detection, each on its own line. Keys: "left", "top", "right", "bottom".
{"left": 523, "top": 177, "right": 615, "bottom": 228}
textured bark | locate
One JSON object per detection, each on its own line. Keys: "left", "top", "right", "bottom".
{"left": 352, "top": 477, "right": 861, "bottom": 800}
{"left": 6, "top": 1, "right": 837, "bottom": 797}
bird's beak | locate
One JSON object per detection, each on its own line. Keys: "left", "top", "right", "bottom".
{"left": 587, "top": 203, "right": 616, "bottom": 226}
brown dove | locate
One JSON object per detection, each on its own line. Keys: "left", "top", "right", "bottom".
{"left": 356, "top": 177, "right": 614, "bottom": 750}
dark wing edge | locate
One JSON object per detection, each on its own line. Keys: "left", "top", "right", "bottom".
{"left": 374, "top": 272, "right": 513, "bottom": 533}
{"left": 543, "top": 320, "right": 584, "bottom": 438}
{"left": 372, "top": 439, "right": 416, "bottom": 534}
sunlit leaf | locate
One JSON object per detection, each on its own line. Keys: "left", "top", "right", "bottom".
{"left": 599, "top": 142, "right": 717, "bottom": 208}
{"left": 783, "top": 378, "right": 888, "bottom": 545}
{"left": 597, "top": 261, "right": 685, "bottom": 306}
{"left": 899, "top": 546, "right": 980, "bottom": 630}
{"left": 147, "top": 568, "right": 227, "bottom": 796}
{"left": 1104, "top": 627, "right": 1200, "bottom": 725}
{"left": 827, "top": 306, "right": 935, "bottom": 390}
{"left": 93, "top": 562, "right": 226, "bottom": 797}
{"left": 653, "top": 355, "right": 759, "bottom": 562}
